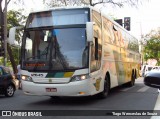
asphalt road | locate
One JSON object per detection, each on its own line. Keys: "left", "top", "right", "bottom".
{"left": 0, "top": 77, "right": 159, "bottom": 119}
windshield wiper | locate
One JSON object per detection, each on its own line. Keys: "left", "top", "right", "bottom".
{"left": 48, "top": 37, "right": 67, "bottom": 70}
{"left": 56, "top": 48, "right": 67, "bottom": 70}
{"left": 27, "top": 46, "right": 49, "bottom": 60}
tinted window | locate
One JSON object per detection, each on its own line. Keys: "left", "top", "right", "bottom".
{"left": 0, "top": 68, "right": 3, "bottom": 75}
{"left": 26, "top": 9, "right": 89, "bottom": 28}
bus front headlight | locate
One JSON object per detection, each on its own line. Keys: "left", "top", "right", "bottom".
{"left": 21, "top": 75, "right": 33, "bottom": 82}
{"left": 70, "top": 74, "right": 90, "bottom": 82}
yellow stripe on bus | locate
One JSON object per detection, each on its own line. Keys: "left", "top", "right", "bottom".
{"left": 64, "top": 72, "right": 74, "bottom": 77}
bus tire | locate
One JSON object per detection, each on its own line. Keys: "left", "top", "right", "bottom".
{"left": 127, "top": 72, "right": 135, "bottom": 87}
{"left": 98, "top": 77, "right": 110, "bottom": 99}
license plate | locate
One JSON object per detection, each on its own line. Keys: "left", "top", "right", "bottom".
{"left": 46, "top": 88, "right": 57, "bottom": 92}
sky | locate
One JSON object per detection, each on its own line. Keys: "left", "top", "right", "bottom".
{"left": 6, "top": 0, "right": 160, "bottom": 39}
{"left": 99, "top": 0, "right": 160, "bottom": 39}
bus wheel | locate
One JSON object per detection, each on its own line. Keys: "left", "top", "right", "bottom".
{"left": 127, "top": 73, "right": 135, "bottom": 87}
{"left": 98, "top": 78, "right": 110, "bottom": 99}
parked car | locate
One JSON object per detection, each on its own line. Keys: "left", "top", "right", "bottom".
{"left": 140, "top": 65, "right": 153, "bottom": 77}
{"left": 151, "top": 66, "right": 160, "bottom": 71}
{"left": 144, "top": 70, "right": 160, "bottom": 89}
{"left": 0, "top": 66, "right": 16, "bottom": 97}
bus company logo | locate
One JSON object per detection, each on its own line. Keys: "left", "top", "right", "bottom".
{"left": 31, "top": 74, "right": 44, "bottom": 77}
{"left": 2, "top": 111, "right": 11, "bottom": 116}
{"left": 48, "top": 79, "right": 52, "bottom": 83}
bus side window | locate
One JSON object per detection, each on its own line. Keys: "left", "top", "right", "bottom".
{"left": 95, "top": 37, "right": 98, "bottom": 60}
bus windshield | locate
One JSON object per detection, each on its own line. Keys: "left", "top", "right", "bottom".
{"left": 22, "top": 28, "right": 88, "bottom": 71}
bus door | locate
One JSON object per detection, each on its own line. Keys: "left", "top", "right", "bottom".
{"left": 89, "top": 28, "right": 102, "bottom": 92}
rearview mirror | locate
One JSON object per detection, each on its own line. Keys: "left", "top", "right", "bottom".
{"left": 86, "top": 22, "right": 94, "bottom": 42}
{"left": 8, "top": 27, "right": 16, "bottom": 45}
{"left": 8, "top": 26, "right": 23, "bottom": 46}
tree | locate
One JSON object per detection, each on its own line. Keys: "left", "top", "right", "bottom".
{"left": 143, "top": 28, "right": 160, "bottom": 65}
{"left": 0, "top": 10, "right": 26, "bottom": 73}
{"left": 0, "top": 0, "right": 26, "bottom": 73}
{"left": 7, "top": 10, "right": 26, "bottom": 43}
{"left": 6, "top": 10, "right": 26, "bottom": 73}
{"left": 43, "top": 0, "right": 142, "bottom": 7}
{"left": 88, "top": 0, "right": 141, "bottom": 7}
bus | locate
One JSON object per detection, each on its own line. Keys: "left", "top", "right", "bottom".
{"left": 9, "top": 6, "right": 140, "bottom": 98}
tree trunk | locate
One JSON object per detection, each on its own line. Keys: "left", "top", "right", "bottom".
{"left": 7, "top": 43, "right": 17, "bottom": 74}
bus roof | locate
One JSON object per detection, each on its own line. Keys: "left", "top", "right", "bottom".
{"left": 29, "top": 6, "right": 90, "bottom": 14}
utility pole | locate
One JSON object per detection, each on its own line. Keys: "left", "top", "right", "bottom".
{"left": 4, "top": 0, "right": 7, "bottom": 66}
{"left": 0, "top": 0, "right": 5, "bottom": 58}
{"left": 139, "top": 22, "right": 143, "bottom": 65}
{"left": 0, "top": 0, "right": 7, "bottom": 66}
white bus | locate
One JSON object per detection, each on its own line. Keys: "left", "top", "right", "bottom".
{"left": 9, "top": 6, "right": 140, "bottom": 98}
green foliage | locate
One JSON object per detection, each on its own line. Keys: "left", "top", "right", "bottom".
{"left": 0, "top": 57, "right": 12, "bottom": 66}
{"left": 7, "top": 10, "right": 26, "bottom": 27}
{"left": 7, "top": 10, "right": 26, "bottom": 64}
{"left": 0, "top": 10, "right": 26, "bottom": 67}
{"left": 143, "top": 35, "right": 160, "bottom": 65}
{"left": 0, "top": 48, "right": 16, "bottom": 67}
{"left": 11, "top": 46, "right": 21, "bottom": 64}
{"left": 7, "top": 10, "right": 26, "bottom": 44}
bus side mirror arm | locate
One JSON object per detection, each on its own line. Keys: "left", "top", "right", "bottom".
{"left": 86, "top": 22, "right": 95, "bottom": 42}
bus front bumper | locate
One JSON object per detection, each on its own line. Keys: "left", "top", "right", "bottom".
{"left": 22, "top": 80, "right": 93, "bottom": 97}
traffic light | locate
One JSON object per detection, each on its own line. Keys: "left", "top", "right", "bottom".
{"left": 124, "top": 17, "right": 131, "bottom": 31}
